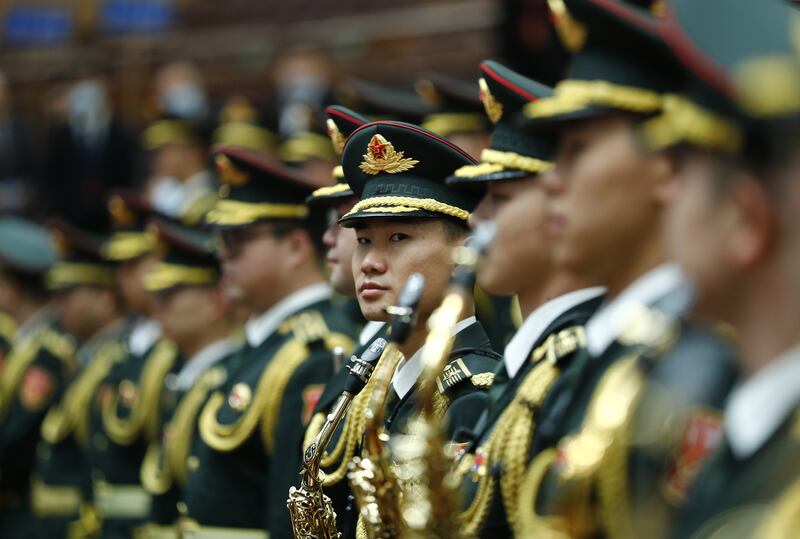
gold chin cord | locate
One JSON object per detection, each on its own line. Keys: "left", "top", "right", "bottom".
{"left": 393, "top": 222, "right": 494, "bottom": 539}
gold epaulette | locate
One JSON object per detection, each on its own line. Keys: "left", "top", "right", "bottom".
{"left": 0, "top": 311, "right": 17, "bottom": 346}
{"left": 0, "top": 338, "right": 40, "bottom": 418}
{"left": 201, "top": 314, "right": 354, "bottom": 454}
{"left": 41, "top": 340, "right": 126, "bottom": 446}
{"left": 101, "top": 340, "right": 179, "bottom": 446}
{"left": 38, "top": 327, "right": 78, "bottom": 366}
{"left": 435, "top": 357, "right": 496, "bottom": 395}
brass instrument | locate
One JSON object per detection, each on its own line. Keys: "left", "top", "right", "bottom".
{"left": 348, "top": 273, "right": 426, "bottom": 539}
{"left": 394, "top": 222, "right": 495, "bottom": 539}
{"left": 287, "top": 338, "right": 389, "bottom": 539}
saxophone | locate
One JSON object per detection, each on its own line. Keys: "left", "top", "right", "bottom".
{"left": 287, "top": 338, "right": 388, "bottom": 539}
{"left": 348, "top": 273, "right": 426, "bottom": 539}
{"left": 394, "top": 222, "right": 495, "bottom": 539}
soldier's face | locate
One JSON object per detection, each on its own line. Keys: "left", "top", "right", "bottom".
{"left": 352, "top": 218, "right": 464, "bottom": 323}
{"left": 546, "top": 115, "right": 671, "bottom": 289}
{"left": 56, "top": 286, "right": 115, "bottom": 341}
{"left": 118, "top": 254, "right": 157, "bottom": 314}
{"left": 153, "top": 285, "right": 222, "bottom": 347}
{"left": 216, "top": 223, "right": 290, "bottom": 311}
{"left": 469, "top": 176, "right": 552, "bottom": 296}
{"left": 322, "top": 200, "right": 358, "bottom": 297}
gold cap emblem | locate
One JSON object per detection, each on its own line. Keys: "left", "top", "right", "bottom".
{"left": 214, "top": 154, "right": 249, "bottom": 187}
{"left": 359, "top": 134, "right": 419, "bottom": 175}
{"left": 327, "top": 118, "right": 346, "bottom": 156}
{"left": 479, "top": 78, "right": 504, "bottom": 124}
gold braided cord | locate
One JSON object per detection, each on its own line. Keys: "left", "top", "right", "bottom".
{"left": 481, "top": 149, "right": 553, "bottom": 174}
{"left": 640, "top": 94, "right": 743, "bottom": 154}
{"left": 754, "top": 470, "right": 800, "bottom": 538}
{"left": 310, "top": 182, "right": 352, "bottom": 198}
{"left": 0, "top": 339, "right": 39, "bottom": 418}
{"left": 421, "top": 112, "right": 487, "bottom": 137}
{"left": 516, "top": 449, "right": 572, "bottom": 539}
{"left": 303, "top": 412, "right": 327, "bottom": 454}
{"left": 453, "top": 163, "right": 506, "bottom": 178}
{"left": 0, "top": 311, "right": 17, "bottom": 344}
{"left": 525, "top": 79, "right": 663, "bottom": 119}
{"left": 140, "top": 442, "right": 173, "bottom": 496}
{"left": 47, "top": 263, "right": 116, "bottom": 290}
{"left": 143, "top": 263, "right": 218, "bottom": 292}
{"left": 212, "top": 122, "right": 278, "bottom": 154}
{"left": 103, "top": 232, "right": 156, "bottom": 261}
{"left": 344, "top": 196, "right": 470, "bottom": 222}
{"left": 101, "top": 341, "right": 178, "bottom": 446}
{"left": 206, "top": 199, "right": 309, "bottom": 226}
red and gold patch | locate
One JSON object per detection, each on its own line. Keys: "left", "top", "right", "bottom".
{"left": 662, "top": 410, "right": 723, "bottom": 504}
{"left": 19, "top": 366, "right": 56, "bottom": 411}
{"left": 301, "top": 384, "right": 325, "bottom": 425}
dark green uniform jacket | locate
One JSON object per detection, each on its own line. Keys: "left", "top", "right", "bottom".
{"left": 183, "top": 288, "right": 358, "bottom": 538}
{"left": 458, "top": 291, "right": 604, "bottom": 538}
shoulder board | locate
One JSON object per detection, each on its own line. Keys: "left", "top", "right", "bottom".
{"left": 436, "top": 357, "right": 496, "bottom": 394}
{"left": 530, "top": 326, "right": 587, "bottom": 365}
{"left": 617, "top": 305, "right": 679, "bottom": 356}
{"left": 278, "top": 310, "right": 331, "bottom": 344}
{"left": 0, "top": 312, "right": 17, "bottom": 344}
{"left": 38, "top": 327, "right": 78, "bottom": 361}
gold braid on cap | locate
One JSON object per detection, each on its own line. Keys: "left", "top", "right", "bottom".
{"left": 142, "top": 263, "right": 218, "bottom": 292}
{"left": 309, "top": 183, "right": 352, "bottom": 198}
{"left": 525, "top": 80, "right": 663, "bottom": 118}
{"left": 344, "top": 196, "right": 469, "bottom": 221}
{"left": 103, "top": 231, "right": 156, "bottom": 261}
{"left": 641, "top": 94, "right": 743, "bottom": 154}
{"left": 453, "top": 149, "right": 553, "bottom": 178}
{"left": 206, "top": 199, "right": 309, "bottom": 226}
{"left": 47, "top": 263, "right": 116, "bottom": 290}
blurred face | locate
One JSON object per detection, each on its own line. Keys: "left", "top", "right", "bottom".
{"left": 152, "top": 285, "right": 221, "bottom": 348}
{"left": 150, "top": 144, "right": 203, "bottom": 181}
{"left": 322, "top": 200, "right": 358, "bottom": 296}
{"left": 216, "top": 223, "right": 289, "bottom": 311}
{"left": 0, "top": 275, "right": 22, "bottom": 316}
{"left": 118, "top": 254, "right": 157, "bottom": 314}
{"left": 546, "top": 115, "right": 666, "bottom": 283}
{"left": 469, "top": 176, "right": 553, "bottom": 296}
{"left": 56, "top": 286, "right": 114, "bottom": 341}
{"left": 352, "top": 218, "right": 464, "bottom": 322}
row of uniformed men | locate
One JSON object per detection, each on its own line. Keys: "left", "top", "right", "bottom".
{"left": 2, "top": 0, "right": 800, "bottom": 538}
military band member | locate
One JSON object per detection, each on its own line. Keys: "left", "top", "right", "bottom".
{"left": 88, "top": 191, "right": 171, "bottom": 539}
{"left": 443, "top": 59, "right": 605, "bottom": 538}
{"left": 514, "top": 1, "right": 737, "bottom": 537}
{"left": 137, "top": 215, "right": 242, "bottom": 539}
{"left": 633, "top": 0, "right": 800, "bottom": 536}
{"left": 0, "top": 221, "right": 114, "bottom": 538}
{"left": 0, "top": 217, "right": 58, "bottom": 537}
{"left": 33, "top": 224, "right": 128, "bottom": 539}
{"left": 334, "top": 119, "right": 502, "bottom": 535}
{"left": 182, "top": 144, "right": 358, "bottom": 537}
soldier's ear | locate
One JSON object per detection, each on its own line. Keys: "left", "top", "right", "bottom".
{"left": 727, "top": 172, "right": 776, "bottom": 270}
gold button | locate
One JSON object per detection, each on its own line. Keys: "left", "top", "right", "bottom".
{"left": 186, "top": 456, "right": 200, "bottom": 471}
{"left": 177, "top": 501, "right": 188, "bottom": 515}
{"left": 93, "top": 434, "right": 108, "bottom": 451}
{"left": 228, "top": 383, "right": 252, "bottom": 411}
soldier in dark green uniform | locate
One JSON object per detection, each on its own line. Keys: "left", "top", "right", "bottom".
{"left": 334, "top": 119, "right": 502, "bottom": 535}
{"left": 0, "top": 220, "right": 116, "bottom": 538}
{"left": 137, "top": 215, "right": 242, "bottom": 539}
{"left": 181, "top": 144, "right": 359, "bottom": 538}
{"left": 87, "top": 191, "right": 170, "bottom": 539}
{"left": 32, "top": 223, "right": 128, "bottom": 539}
{"left": 441, "top": 59, "right": 605, "bottom": 538}
{"left": 630, "top": 1, "right": 800, "bottom": 537}
{"left": 511, "top": 2, "right": 738, "bottom": 537}
{"left": 0, "top": 217, "right": 57, "bottom": 537}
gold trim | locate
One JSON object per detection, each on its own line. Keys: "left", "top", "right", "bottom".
{"left": 734, "top": 55, "right": 800, "bottom": 118}
{"left": 547, "top": 0, "right": 587, "bottom": 53}
{"left": 453, "top": 162, "right": 505, "bottom": 178}
{"left": 421, "top": 113, "right": 488, "bottom": 137}
{"left": 103, "top": 231, "right": 156, "bottom": 261}
{"left": 281, "top": 132, "right": 337, "bottom": 163}
{"left": 93, "top": 481, "right": 151, "bottom": 519}
{"left": 479, "top": 78, "right": 504, "bottom": 123}
{"left": 212, "top": 122, "right": 277, "bottom": 154}
{"left": 453, "top": 148, "right": 553, "bottom": 178}
{"left": 332, "top": 165, "right": 344, "bottom": 179}
{"left": 0, "top": 311, "right": 17, "bottom": 345}
{"left": 309, "top": 183, "right": 352, "bottom": 198}
{"left": 641, "top": 94, "right": 743, "bottom": 154}
{"left": 344, "top": 196, "right": 469, "bottom": 221}
{"left": 525, "top": 79, "right": 663, "bottom": 119}
{"left": 178, "top": 519, "right": 269, "bottom": 539}
{"left": 143, "top": 263, "right": 218, "bottom": 292}
{"left": 47, "top": 263, "right": 116, "bottom": 290}
{"left": 206, "top": 199, "right": 309, "bottom": 226}
{"left": 142, "top": 120, "right": 197, "bottom": 150}
{"left": 327, "top": 119, "right": 346, "bottom": 156}
{"left": 30, "top": 478, "right": 82, "bottom": 517}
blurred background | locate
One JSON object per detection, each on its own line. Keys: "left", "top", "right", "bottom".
{"left": 0, "top": 0, "right": 568, "bottom": 231}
